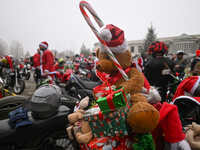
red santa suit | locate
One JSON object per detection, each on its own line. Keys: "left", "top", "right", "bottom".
{"left": 138, "top": 57, "right": 147, "bottom": 72}
{"left": 5, "top": 55, "right": 13, "bottom": 72}
{"left": 41, "top": 49, "right": 56, "bottom": 84}
{"left": 32, "top": 52, "right": 41, "bottom": 69}
{"left": 55, "top": 62, "right": 64, "bottom": 70}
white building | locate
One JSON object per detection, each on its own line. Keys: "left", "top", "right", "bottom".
{"left": 93, "top": 33, "right": 200, "bottom": 56}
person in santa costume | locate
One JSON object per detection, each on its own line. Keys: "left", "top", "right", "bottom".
{"left": 32, "top": 48, "right": 41, "bottom": 84}
{"left": 39, "top": 41, "right": 56, "bottom": 84}
{"left": 79, "top": 54, "right": 87, "bottom": 62}
{"left": 86, "top": 55, "right": 94, "bottom": 71}
{"left": 2, "top": 54, "right": 14, "bottom": 72}
{"left": 138, "top": 52, "right": 147, "bottom": 73}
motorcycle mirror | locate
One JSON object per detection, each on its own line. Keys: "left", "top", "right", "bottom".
{"left": 162, "top": 69, "right": 170, "bottom": 75}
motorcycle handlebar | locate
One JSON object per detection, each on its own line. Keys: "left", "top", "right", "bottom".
{"left": 167, "top": 80, "right": 182, "bottom": 87}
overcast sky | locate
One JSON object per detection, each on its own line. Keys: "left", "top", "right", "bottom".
{"left": 0, "top": 0, "right": 200, "bottom": 56}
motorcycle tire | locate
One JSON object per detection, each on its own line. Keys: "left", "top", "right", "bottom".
{"left": 25, "top": 72, "right": 30, "bottom": 80}
{"left": 2, "top": 76, "right": 10, "bottom": 89}
{"left": 13, "top": 80, "right": 25, "bottom": 94}
{"left": 0, "top": 95, "right": 29, "bottom": 120}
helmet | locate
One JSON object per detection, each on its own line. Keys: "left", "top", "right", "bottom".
{"left": 58, "top": 58, "right": 65, "bottom": 65}
{"left": 147, "top": 41, "right": 168, "bottom": 56}
{"left": 30, "top": 84, "right": 61, "bottom": 119}
{"left": 177, "top": 50, "right": 184, "bottom": 55}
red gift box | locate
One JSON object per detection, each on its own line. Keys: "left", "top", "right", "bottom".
{"left": 80, "top": 135, "right": 133, "bottom": 150}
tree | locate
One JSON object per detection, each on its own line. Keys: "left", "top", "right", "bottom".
{"left": 10, "top": 40, "right": 24, "bottom": 59}
{"left": 24, "top": 51, "right": 31, "bottom": 58}
{"left": 142, "top": 23, "right": 157, "bottom": 54}
{"left": 0, "top": 40, "right": 8, "bottom": 56}
{"left": 80, "top": 43, "right": 91, "bottom": 58}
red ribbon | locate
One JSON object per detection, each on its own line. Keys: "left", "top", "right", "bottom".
{"left": 108, "top": 66, "right": 131, "bottom": 85}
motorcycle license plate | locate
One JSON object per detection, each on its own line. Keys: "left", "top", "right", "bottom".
{"left": 162, "top": 69, "right": 170, "bottom": 75}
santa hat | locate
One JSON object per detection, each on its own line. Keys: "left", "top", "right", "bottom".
{"left": 99, "top": 24, "right": 128, "bottom": 54}
{"left": 88, "top": 55, "right": 92, "bottom": 58}
{"left": 39, "top": 41, "right": 48, "bottom": 48}
{"left": 80, "top": 54, "right": 84, "bottom": 57}
{"left": 196, "top": 50, "right": 200, "bottom": 57}
{"left": 159, "top": 102, "right": 185, "bottom": 143}
{"left": 172, "top": 76, "right": 200, "bottom": 101}
{"left": 173, "top": 95, "right": 200, "bottom": 105}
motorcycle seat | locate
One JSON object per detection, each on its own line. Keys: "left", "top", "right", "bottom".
{"left": 58, "top": 69, "right": 64, "bottom": 74}
{"left": 74, "top": 74, "right": 101, "bottom": 90}
{"left": 0, "top": 105, "right": 70, "bottom": 143}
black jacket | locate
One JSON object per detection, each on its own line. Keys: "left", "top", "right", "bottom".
{"left": 144, "top": 56, "right": 175, "bottom": 102}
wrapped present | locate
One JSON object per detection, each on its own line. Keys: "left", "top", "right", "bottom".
{"left": 85, "top": 135, "right": 133, "bottom": 150}
{"left": 66, "top": 125, "right": 81, "bottom": 140}
{"left": 96, "top": 86, "right": 128, "bottom": 114}
{"left": 93, "top": 83, "right": 112, "bottom": 100}
{"left": 83, "top": 95, "right": 131, "bottom": 138}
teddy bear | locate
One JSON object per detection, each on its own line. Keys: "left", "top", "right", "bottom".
{"left": 95, "top": 24, "right": 159, "bottom": 134}
{"left": 67, "top": 96, "right": 93, "bottom": 143}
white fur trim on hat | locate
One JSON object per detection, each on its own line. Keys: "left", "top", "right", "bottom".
{"left": 190, "top": 76, "right": 200, "bottom": 94}
{"left": 99, "top": 29, "right": 112, "bottom": 42}
{"left": 39, "top": 43, "right": 48, "bottom": 48}
{"left": 99, "top": 39, "right": 128, "bottom": 54}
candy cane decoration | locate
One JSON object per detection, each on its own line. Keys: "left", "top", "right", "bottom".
{"left": 79, "top": 1, "right": 129, "bottom": 81}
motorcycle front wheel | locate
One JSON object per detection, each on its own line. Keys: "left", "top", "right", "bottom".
{"left": 13, "top": 80, "right": 25, "bottom": 94}
{"left": 25, "top": 72, "right": 31, "bottom": 80}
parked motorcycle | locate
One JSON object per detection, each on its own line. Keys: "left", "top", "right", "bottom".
{"left": 0, "top": 85, "right": 81, "bottom": 150}
{"left": 67, "top": 73, "right": 102, "bottom": 108}
{"left": 1, "top": 61, "right": 26, "bottom": 94}
{"left": 55, "top": 68, "right": 73, "bottom": 86}
{"left": 22, "top": 62, "right": 31, "bottom": 80}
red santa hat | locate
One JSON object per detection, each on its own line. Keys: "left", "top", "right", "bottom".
{"left": 88, "top": 55, "right": 92, "bottom": 58}
{"left": 172, "top": 76, "right": 200, "bottom": 101}
{"left": 39, "top": 41, "right": 48, "bottom": 48}
{"left": 159, "top": 102, "right": 185, "bottom": 143}
{"left": 99, "top": 24, "right": 128, "bottom": 54}
{"left": 196, "top": 50, "right": 200, "bottom": 57}
{"left": 80, "top": 54, "right": 84, "bottom": 57}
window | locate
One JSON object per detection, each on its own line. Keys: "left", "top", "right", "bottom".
{"left": 131, "top": 46, "right": 134, "bottom": 53}
{"left": 138, "top": 46, "right": 142, "bottom": 50}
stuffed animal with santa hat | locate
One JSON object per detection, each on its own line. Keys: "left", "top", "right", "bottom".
{"left": 95, "top": 24, "right": 160, "bottom": 149}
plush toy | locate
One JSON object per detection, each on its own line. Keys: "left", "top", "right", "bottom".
{"left": 185, "top": 122, "right": 200, "bottom": 149}
{"left": 67, "top": 97, "right": 93, "bottom": 143}
{"left": 95, "top": 24, "right": 159, "bottom": 134}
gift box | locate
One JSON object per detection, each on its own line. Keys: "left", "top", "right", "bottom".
{"left": 66, "top": 125, "right": 81, "bottom": 140}
{"left": 83, "top": 95, "right": 131, "bottom": 138}
{"left": 83, "top": 135, "right": 133, "bottom": 150}
{"left": 93, "top": 83, "right": 109, "bottom": 100}
{"left": 96, "top": 86, "right": 128, "bottom": 114}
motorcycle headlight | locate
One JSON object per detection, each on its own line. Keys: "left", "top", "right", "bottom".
{"left": 18, "top": 65, "right": 20, "bottom": 69}
{"left": 27, "top": 64, "right": 30, "bottom": 68}
{"left": 24, "top": 65, "right": 26, "bottom": 68}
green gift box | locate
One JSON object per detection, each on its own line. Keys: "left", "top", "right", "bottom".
{"left": 83, "top": 94, "right": 131, "bottom": 138}
{"left": 96, "top": 86, "right": 128, "bottom": 114}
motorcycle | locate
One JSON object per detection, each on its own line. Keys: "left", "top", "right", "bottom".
{"left": 67, "top": 73, "right": 102, "bottom": 108}
{"left": 22, "top": 62, "right": 31, "bottom": 80}
{"left": 0, "top": 94, "right": 81, "bottom": 150}
{"left": 1, "top": 61, "right": 26, "bottom": 94}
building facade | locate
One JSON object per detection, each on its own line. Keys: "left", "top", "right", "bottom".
{"left": 93, "top": 33, "right": 200, "bottom": 56}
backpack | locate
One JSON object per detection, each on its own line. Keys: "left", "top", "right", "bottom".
{"left": 30, "top": 56, "right": 34, "bottom": 67}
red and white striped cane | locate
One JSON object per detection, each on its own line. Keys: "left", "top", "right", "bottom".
{"left": 79, "top": 1, "right": 129, "bottom": 81}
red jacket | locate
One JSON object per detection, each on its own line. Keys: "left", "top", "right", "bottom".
{"left": 55, "top": 62, "right": 64, "bottom": 70}
{"left": 33, "top": 52, "right": 41, "bottom": 69}
{"left": 42, "top": 50, "right": 56, "bottom": 74}
{"left": 5, "top": 56, "right": 13, "bottom": 72}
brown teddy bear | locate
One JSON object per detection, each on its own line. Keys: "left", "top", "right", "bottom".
{"left": 67, "top": 96, "right": 93, "bottom": 143}
{"left": 95, "top": 24, "right": 159, "bottom": 134}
